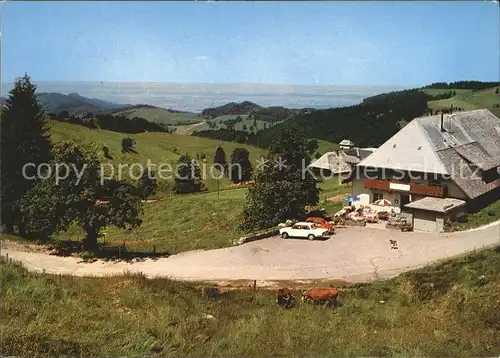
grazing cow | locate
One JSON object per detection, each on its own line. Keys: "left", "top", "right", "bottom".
{"left": 301, "top": 288, "right": 338, "bottom": 307}
{"left": 276, "top": 288, "right": 294, "bottom": 308}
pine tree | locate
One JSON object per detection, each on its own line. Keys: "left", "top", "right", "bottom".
{"left": 0, "top": 74, "right": 52, "bottom": 233}
{"left": 173, "top": 155, "right": 204, "bottom": 194}
{"left": 213, "top": 146, "right": 227, "bottom": 175}
{"left": 138, "top": 169, "right": 157, "bottom": 199}
{"left": 229, "top": 148, "right": 253, "bottom": 184}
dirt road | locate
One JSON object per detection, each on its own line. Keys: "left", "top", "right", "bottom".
{"left": 1, "top": 221, "right": 499, "bottom": 283}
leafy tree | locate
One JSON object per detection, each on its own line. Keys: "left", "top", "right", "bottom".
{"left": 0, "top": 74, "right": 52, "bottom": 234}
{"left": 229, "top": 148, "right": 253, "bottom": 184}
{"left": 213, "top": 146, "right": 227, "bottom": 174}
{"left": 121, "top": 137, "right": 137, "bottom": 153}
{"left": 241, "top": 129, "right": 319, "bottom": 232}
{"left": 138, "top": 169, "right": 157, "bottom": 199}
{"left": 242, "top": 124, "right": 248, "bottom": 131}
{"left": 306, "top": 139, "right": 319, "bottom": 154}
{"left": 496, "top": 88, "right": 499, "bottom": 94}
{"left": 20, "top": 141, "right": 143, "bottom": 249}
{"left": 173, "top": 155, "right": 204, "bottom": 194}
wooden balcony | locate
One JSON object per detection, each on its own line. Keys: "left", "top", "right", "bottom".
{"left": 363, "top": 179, "right": 444, "bottom": 198}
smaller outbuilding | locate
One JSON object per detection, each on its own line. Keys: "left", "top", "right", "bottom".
{"left": 339, "top": 139, "right": 354, "bottom": 150}
{"left": 403, "top": 197, "right": 467, "bottom": 233}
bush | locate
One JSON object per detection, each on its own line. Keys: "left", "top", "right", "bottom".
{"left": 121, "top": 137, "right": 136, "bottom": 153}
{"left": 455, "top": 212, "right": 468, "bottom": 223}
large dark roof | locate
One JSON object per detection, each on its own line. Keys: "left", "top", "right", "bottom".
{"left": 359, "top": 109, "right": 500, "bottom": 199}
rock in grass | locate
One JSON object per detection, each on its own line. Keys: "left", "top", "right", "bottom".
{"left": 202, "top": 313, "right": 216, "bottom": 320}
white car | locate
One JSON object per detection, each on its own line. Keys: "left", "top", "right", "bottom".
{"left": 279, "top": 222, "right": 331, "bottom": 240}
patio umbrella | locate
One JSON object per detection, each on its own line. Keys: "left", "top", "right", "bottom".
{"left": 374, "top": 198, "right": 392, "bottom": 206}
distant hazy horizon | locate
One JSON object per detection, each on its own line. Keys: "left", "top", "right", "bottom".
{"left": 1, "top": 81, "right": 406, "bottom": 113}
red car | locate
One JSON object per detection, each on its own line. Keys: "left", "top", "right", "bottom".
{"left": 305, "top": 217, "right": 334, "bottom": 233}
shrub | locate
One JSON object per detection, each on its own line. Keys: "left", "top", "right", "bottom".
{"left": 455, "top": 212, "right": 468, "bottom": 223}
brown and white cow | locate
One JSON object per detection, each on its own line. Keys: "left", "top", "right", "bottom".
{"left": 276, "top": 287, "right": 294, "bottom": 308}
{"left": 301, "top": 288, "right": 339, "bottom": 306}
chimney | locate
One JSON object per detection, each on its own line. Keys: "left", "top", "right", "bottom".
{"left": 440, "top": 113, "right": 445, "bottom": 132}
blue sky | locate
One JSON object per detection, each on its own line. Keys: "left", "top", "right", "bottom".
{"left": 2, "top": 1, "right": 499, "bottom": 86}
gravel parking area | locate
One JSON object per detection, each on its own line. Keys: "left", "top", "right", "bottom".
{"left": 1, "top": 221, "right": 499, "bottom": 283}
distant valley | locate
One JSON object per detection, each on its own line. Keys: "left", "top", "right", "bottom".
{"left": 2, "top": 81, "right": 499, "bottom": 149}
{"left": 1, "top": 81, "right": 403, "bottom": 113}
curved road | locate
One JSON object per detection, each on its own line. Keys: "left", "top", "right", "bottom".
{"left": 1, "top": 222, "right": 499, "bottom": 283}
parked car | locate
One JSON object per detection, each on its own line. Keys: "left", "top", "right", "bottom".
{"left": 279, "top": 222, "right": 331, "bottom": 240}
{"left": 305, "top": 217, "right": 334, "bottom": 233}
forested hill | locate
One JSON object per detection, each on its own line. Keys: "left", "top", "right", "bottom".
{"left": 201, "top": 101, "right": 262, "bottom": 118}
{"left": 246, "top": 89, "right": 430, "bottom": 148}
{"left": 37, "top": 92, "right": 128, "bottom": 116}
{"left": 199, "top": 81, "right": 500, "bottom": 149}
{"left": 423, "top": 81, "right": 500, "bottom": 91}
{"left": 201, "top": 101, "right": 312, "bottom": 122}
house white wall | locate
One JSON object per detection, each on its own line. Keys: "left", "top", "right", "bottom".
{"left": 353, "top": 176, "right": 469, "bottom": 205}
{"left": 352, "top": 178, "right": 405, "bottom": 205}
{"left": 352, "top": 178, "right": 370, "bottom": 197}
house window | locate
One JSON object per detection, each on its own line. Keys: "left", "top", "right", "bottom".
{"left": 373, "top": 192, "right": 384, "bottom": 201}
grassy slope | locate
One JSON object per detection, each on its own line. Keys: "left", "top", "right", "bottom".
{"left": 54, "top": 180, "right": 348, "bottom": 254}
{"left": 427, "top": 86, "right": 500, "bottom": 110}
{"left": 421, "top": 88, "right": 473, "bottom": 96}
{"left": 2, "top": 246, "right": 499, "bottom": 356}
{"left": 194, "top": 114, "right": 279, "bottom": 134}
{"left": 49, "top": 120, "right": 265, "bottom": 194}
{"left": 113, "top": 106, "right": 202, "bottom": 125}
{"left": 57, "top": 188, "right": 249, "bottom": 254}
{"left": 315, "top": 139, "right": 339, "bottom": 155}
{"left": 48, "top": 120, "right": 268, "bottom": 252}
{"left": 48, "top": 120, "right": 346, "bottom": 253}
{"left": 173, "top": 121, "right": 210, "bottom": 135}
{"left": 447, "top": 200, "right": 500, "bottom": 232}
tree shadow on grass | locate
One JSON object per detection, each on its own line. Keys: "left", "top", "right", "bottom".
{"left": 47, "top": 240, "right": 170, "bottom": 262}
{"left": 121, "top": 147, "right": 139, "bottom": 154}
